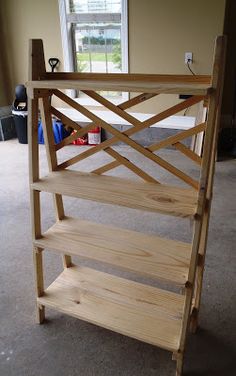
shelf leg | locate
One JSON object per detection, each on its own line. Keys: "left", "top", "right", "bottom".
{"left": 190, "top": 206, "right": 210, "bottom": 334}
{"left": 54, "top": 195, "right": 72, "bottom": 268}
{"left": 189, "top": 265, "right": 204, "bottom": 334}
{"left": 37, "top": 304, "right": 45, "bottom": 324}
{"left": 33, "top": 247, "right": 45, "bottom": 324}
{"left": 63, "top": 255, "right": 72, "bottom": 268}
{"left": 174, "top": 352, "right": 184, "bottom": 376}
{"left": 54, "top": 196, "right": 72, "bottom": 268}
{"left": 39, "top": 96, "right": 72, "bottom": 269}
{"left": 189, "top": 306, "right": 198, "bottom": 334}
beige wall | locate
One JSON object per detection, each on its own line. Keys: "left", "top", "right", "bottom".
{"left": 0, "top": 0, "right": 226, "bottom": 112}
{"left": 0, "top": 0, "right": 63, "bottom": 106}
{"left": 129, "top": 0, "right": 225, "bottom": 74}
{"left": 0, "top": 5, "right": 14, "bottom": 106}
{"left": 128, "top": 0, "right": 226, "bottom": 113}
{"left": 221, "top": 0, "right": 236, "bottom": 128}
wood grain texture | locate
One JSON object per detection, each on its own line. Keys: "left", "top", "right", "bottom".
{"left": 52, "top": 95, "right": 158, "bottom": 182}
{"left": 178, "top": 36, "right": 226, "bottom": 356}
{"left": 38, "top": 265, "right": 184, "bottom": 351}
{"left": 39, "top": 97, "right": 65, "bottom": 220}
{"left": 30, "top": 190, "right": 41, "bottom": 240}
{"left": 28, "top": 39, "right": 46, "bottom": 81}
{"left": 51, "top": 106, "right": 96, "bottom": 151}
{"left": 33, "top": 247, "right": 45, "bottom": 323}
{"left": 34, "top": 216, "right": 191, "bottom": 285}
{"left": 104, "top": 147, "right": 159, "bottom": 183}
{"left": 174, "top": 142, "right": 202, "bottom": 165}
{"left": 39, "top": 97, "right": 58, "bottom": 171}
{"left": 92, "top": 122, "right": 206, "bottom": 178}
{"left": 40, "top": 97, "right": 71, "bottom": 267}
{"left": 149, "top": 123, "right": 206, "bottom": 153}
{"left": 189, "top": 38, "right": 227, "bottom": 335}
{"left": 190, "top": 101, "right": 207, "bottom": 156}
{"left": 92, "top": 160, "right": 120, "bottom": 175}
{"left": 27, "top": 79, "right": 210, "bottom": 95}
{"left": 28, "top": 98, "right": 41, "bottom": 239}
{"left": 45, "top": 72, "right": 211, "bottom": 84}
{"left": 31, "top": 170, "right": 198, "bottom": 217}
{"left": 27, "top": 37, "right": 226, "bottom": 376}
{"left": 52, "top": 92, "right": 199, "bottom": 189}
{"left": 55, "top": 92, "right": 203, "bottom": 174}
{"left": 118, "top": 92, "right": 158, "bottom": 110}
{"left": 33, "top": 247, "right": 44, "bottom": 297}
{"left": 82, "top": 90, "right": 143, "bottom": 128}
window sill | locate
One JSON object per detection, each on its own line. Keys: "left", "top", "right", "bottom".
{"left": 73, "top": 96, "right": 125, "bottom": 108}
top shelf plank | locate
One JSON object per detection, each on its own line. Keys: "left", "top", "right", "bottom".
{"left": 45, "top": 72, "right": 212, "bottom": 83}
{"left": 27, "top": 73, "right": 212, "bottom": 95}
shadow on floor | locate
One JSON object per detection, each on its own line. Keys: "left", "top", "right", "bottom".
{"left": 185, "top": 327, "right": 236, "bottom": 376}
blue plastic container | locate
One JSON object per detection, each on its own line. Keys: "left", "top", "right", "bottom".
{"left": 38, "top": 120, "right": 70, "bottom": 144}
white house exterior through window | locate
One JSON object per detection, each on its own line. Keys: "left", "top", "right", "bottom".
{"left": 59, "top": 0, "right": 128, "bottom": 76}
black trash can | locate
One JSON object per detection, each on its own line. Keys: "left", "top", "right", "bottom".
{"left": 12, "top": 84, "right": 28, "bottom": 144}
{"left": 12, "top": 110, "right": 28, "bottom": 144}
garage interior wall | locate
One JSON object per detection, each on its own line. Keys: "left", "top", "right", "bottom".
{"left": 0, "top": 5, "right": 13, "bottom": 106}
{"left": 0, "top": 0, "right": 64, "bottom": 107}
{"left": 221, "top": 0, "right": 236, "bottom": 129}
{"left": 0, "top": 0, "right": 227, "bottom": 118}
{"left": 129, "top": 0, "right": 225, "bottom": 114}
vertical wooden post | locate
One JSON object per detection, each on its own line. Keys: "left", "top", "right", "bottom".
{"left": 28, "top": 41, "right": 45, "bottom": 323}
{"left": 190, "top": 100, "right": 207, "bottom": 156}
{"left": 33, "top": 247, "right": 45, "bottom": 324}
{"left": 39, "top": 95, "right": 72, "bottom": 268}
{"left": 190, "top": 108, "right": 224, "bottom": 333}
{"left": 28, "top": 39, "right": 72, "bottom": 268}
{"left": 175, "top": 354, "right": 184, "bottom": 376}
{"left": 28, "top": 96, "right": 45, "bottom": 322}
{"left": 176, "top": 36, "right": 226, "bottom": 374}
{"left": 189, "top": 35, "right": 227, "bottom": 333}
{"left": 28, "top": 96, "right": 41, "bottom": 239}
{"left": 28, "top": 39, "right": 47, "bottom": 81}
{"left": 39, "top": 96, "right": 65, "bottom": 217}
{"left": 189, "top": 205, "right": 210, "bottom": 333}
{"left": 172, "top": 352, "right": 184, "bottom": 376}
{"left": 28, "top": 40, "right": 46, "bottom": 322}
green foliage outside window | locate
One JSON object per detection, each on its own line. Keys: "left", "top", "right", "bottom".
{"left": 112, "top": 40, "right": 121, "bottom": 70}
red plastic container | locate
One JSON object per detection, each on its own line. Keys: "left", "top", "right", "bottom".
{"left": 88, "top": 127, "right": 101, "bottom": 145}
{"left": 72, "top": 131, "right": 88, "bottom": 145}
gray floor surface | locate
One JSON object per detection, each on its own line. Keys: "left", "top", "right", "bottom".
{"left": 0, "top": 139, "right": 235, "bottom": 376}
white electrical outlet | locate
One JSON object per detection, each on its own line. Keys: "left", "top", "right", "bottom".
{"left": 185, "top": 52, "right": 193, "bottom": 64}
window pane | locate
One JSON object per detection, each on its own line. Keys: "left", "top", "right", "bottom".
{"left": 69, "top": 0, "right": 121, "bottom": 13}
{"left": 74, "top": 23, "right": 122, "bottom": 73}
{"left": 66, "top": 0, "right": 125, "bottom": 99}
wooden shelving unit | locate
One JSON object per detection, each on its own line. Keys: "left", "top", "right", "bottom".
{"left": 27, "top": 37, "right": 226, "bottom": 375}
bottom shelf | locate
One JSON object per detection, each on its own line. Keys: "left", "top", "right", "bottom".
{"left": 38, "top": 265, "right": 185, "bottom": 352}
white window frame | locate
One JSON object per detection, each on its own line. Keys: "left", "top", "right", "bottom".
{"left": 58, "top": 0, "right": 129, "bottom": 103}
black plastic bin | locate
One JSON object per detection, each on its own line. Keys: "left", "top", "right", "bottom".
{"left": 12, "top": 84, "right": 28, "bottom": 144}
{"left": 12, "top": 111, "right": 28, "bottom": 144}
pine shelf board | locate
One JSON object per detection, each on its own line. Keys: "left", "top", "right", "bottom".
{"left": 31, "top": 170, "right": 198, "bottom": 217}
{"left": 34, "top": 216, "right": 191, "bottom": 285}
{"left": 38, "top": 265, "right": 184, "bottom": 352}
{"left": 45, "top": 72, "right": 211, "bottom": 83}
{"left": 28, "top": 78, "right": 210, "bottom": 95}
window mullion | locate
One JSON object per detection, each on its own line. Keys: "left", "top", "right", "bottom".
{"left": 66, "top": 12, "right": 121, "bottom": 23}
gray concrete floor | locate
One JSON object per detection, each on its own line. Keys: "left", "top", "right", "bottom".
{"left": 0, "top": 139, "right": 235, "bottom": 376}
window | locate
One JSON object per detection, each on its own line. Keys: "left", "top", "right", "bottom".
{"left": 58, "top": 0, "right": 128, "bottom": 78}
